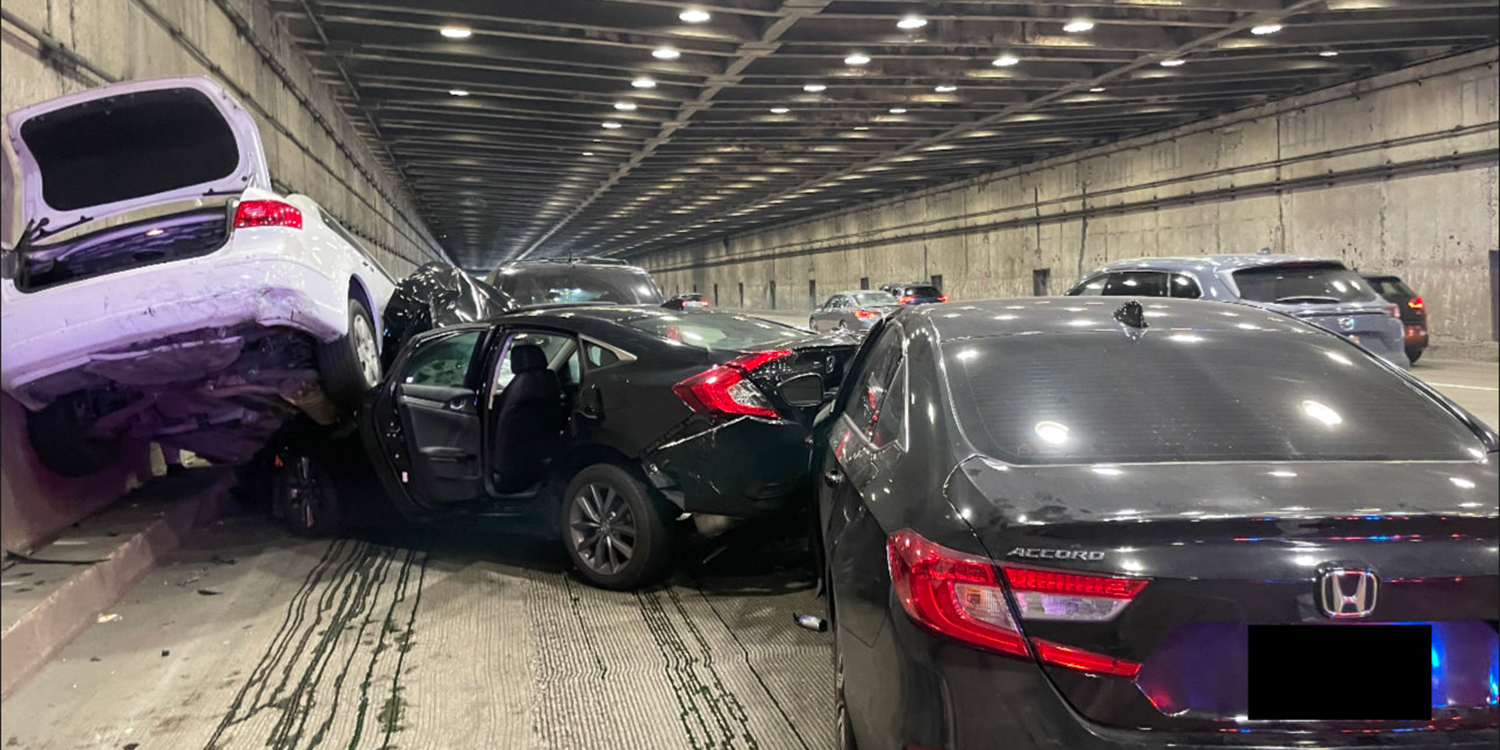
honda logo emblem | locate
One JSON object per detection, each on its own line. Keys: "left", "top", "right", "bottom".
{"left": 1317, "top": 566, "right": 1379, "bottom": 619}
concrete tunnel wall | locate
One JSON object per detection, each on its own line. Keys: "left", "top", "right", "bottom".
{"left": 0, "top": 0, "right": 449, "bottom": 551}
{"left": 642, "top": 47, "right": 1500, "bottom": 358}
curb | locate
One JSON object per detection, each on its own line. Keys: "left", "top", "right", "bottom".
{"left": 0, "top": 471, "right": 238, "bottom": 701}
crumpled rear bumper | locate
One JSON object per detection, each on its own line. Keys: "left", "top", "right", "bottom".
{"left": 642, "top": 416, "right": 813, "bottom": 517}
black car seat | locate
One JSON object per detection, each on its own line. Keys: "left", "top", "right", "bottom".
{"left": 491, "top": 343, "right": 564, "bottom": 492}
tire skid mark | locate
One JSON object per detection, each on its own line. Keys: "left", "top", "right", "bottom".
{"left": 202, "top": 540, "right": 428, "bottom": 750}
{"left": 666, "top": 587, "right": 761, "bottom": 750}
{"left": 561, "top": 573, "right": 608, "bottom": 682}
{"left": 635, "top": 586, "right": 761, "bottom": 750}
{"left": 694, "top": 587, "right": 814, "bottom": 750}
{"left": 380, "top": 547, "right": 427, "bottom": 749}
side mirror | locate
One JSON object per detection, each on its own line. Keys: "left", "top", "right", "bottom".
{"left": 779, "top": 372, "right": 825, "bottom": 408}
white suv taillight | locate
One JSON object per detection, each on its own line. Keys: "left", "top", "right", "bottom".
{"left": 233, "top": 199, "right": 303, "bottom": 229}
{"left": 886, "top": 529, "right": 1147, "bottom": 678}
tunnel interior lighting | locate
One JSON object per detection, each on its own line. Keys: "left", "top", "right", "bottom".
{"left": 897, "top": 15, "right": 927, "bottom": 30}
{"left": 614, "top": 102, "right": 637, "bottom": 111}
{"left": 653, "top": 47, "right": 681, "bottom": 60}
{"left": 934, "top": 84, "right": 957, "bottom": 93}
{"left": 1160, "top": 58, "right": 1186, "bottom": 67}
{"left": 440, "top": 26, "right": 473, "bottom": 39}
{"left": 889, "top": 107, "right": 907, "bottom": 114}
{"left": 602, "top": 121, "right": 622, "bottom": 129}
{"left": 448, "top": 89, "right": 470, "bottom": 96}
{"left": 1063, "top": 20, "right": 1095, "bottom": 33}
{"left": 632, "top": 77, "right": 657, "bottom": 88}
{"left": 993, "top": 55, "right": 1020, "bottom": 67}
{"left": 1251, "top": 24, "right": 1283, "bottom": 35}
{"left": 845, "top": 53, "right": 871, "bottom": 66}
{"left": 804, "top": 83, "right": 827, "bottom": 92}
{"left": 770, "top": 107, "right": 790, "bottom": 114}
{"left": 679, "top": 8, "right": 711, "bottom": 23}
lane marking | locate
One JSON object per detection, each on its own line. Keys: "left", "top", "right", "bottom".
{"left": 1424, "top": 381, "right": 1500, "bottom": 392}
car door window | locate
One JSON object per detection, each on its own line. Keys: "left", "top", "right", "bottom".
{"left": 492, "top": 330, "right": 580, "bottom": 396}
{"left": 1103, "top": 271, "right": 1169, "bottom": 296}
{"left": 401, "top": 331, "right": 483, "bottom": 388}
{"left": 584, "top": 341, "right": 625, "bottom": 370}
{"left": 847, "top": 329, "right": 903, "bottom": 442}
{"left": 871, "top": 358, "right": 907, "bottom": 450}
{"left": 1169, "top": 273, "right": 1203, "bottom": 299}
{"left": 1073, "top": 276, "right": 1107, "bottom": 296}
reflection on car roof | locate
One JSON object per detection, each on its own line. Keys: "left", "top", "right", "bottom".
{"left": 911, "top": 298, "right": 1314, "bottom": 340}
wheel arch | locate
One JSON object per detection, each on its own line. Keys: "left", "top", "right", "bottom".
{"left": 547, "top": 442, "right": 636, "bottom": 500}
{"left": 346, "top": 275, "right": 382, "bottom": 351}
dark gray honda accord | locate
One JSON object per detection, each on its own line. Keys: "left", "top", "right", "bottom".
{"left": 814, "top": 297, "right": 1498, "bottom": 750}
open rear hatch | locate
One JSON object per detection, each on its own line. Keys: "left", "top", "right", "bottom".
{"left": 952, "top": 456, "right": 1500, "bottom": 735}
{"left": 6, "top": 76, "right": 270, "bottom": 290}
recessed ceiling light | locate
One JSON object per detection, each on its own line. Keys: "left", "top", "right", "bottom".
{"left": 803, "top": 83, "right": 827, "bottom": 92}
{"left": 582, "top": 151, "right": 595, "bottom": 156}
{"left": 632, "top": 77, "right": 657, "bottom": 88}
{"left": 679, "top": 8, "right": 711, "bottom": 23}
{"left": 614, "top": 102, "right": 637, "bottom": 111}
{"left": 653, "top": 46, "right": 681, "bottom": 60}
{"left": 1160, "top": 58, "right": 1186, "bottom": 67}
{"left": 440, "top": 26, "right": 473, "bottom": 39}
{"left": 769, "top": 106, "right": 790, "bottom": 114}
{"left": 1088, "top": 86, "right": 1106, "bottom": 93}
{"left": 844, "top": 53, "right": 871, "bottom": 66}
{"left": 1063, "top": 20, "right": 1095, "bottom": 33}
{"left": 853, "top": 126, "right": 869, "bottom": 131}
{"left": 602, "top": 121, "right": 622, "bottom": 129}
{"left": 897, "top": 15, "right": 927, "bottom": 30}
{"left": 448, "top": 89, "right": 470, "bottom": 97}
{"left": 934, "top": 84, "right": 957, "bottom": 93}
{"left": 1250, "top": 24, "right": 1282, "bottom": 35}
{"left": 1319, "top": 50, "right": 1340, "bottom": 57}
{"left": 993, "top": 55, "right": 1020, "bottom": 67}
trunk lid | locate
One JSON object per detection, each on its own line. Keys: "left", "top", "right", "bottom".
{"left": 952, "top": 455, "right": 1500, "bottom": 732}
{"left": 7, "top": 76, "right": 270, "bottom": 237}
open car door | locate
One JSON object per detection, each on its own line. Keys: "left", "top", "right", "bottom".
{"left": 366, "top": 326, "right": 492, "bottom": 515}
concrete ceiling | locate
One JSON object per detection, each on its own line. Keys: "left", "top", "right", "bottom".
{"left": 273, "top": 0, "right": 1500, "bottom": 270}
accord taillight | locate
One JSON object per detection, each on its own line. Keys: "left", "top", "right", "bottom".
{"left": 234, "top": 199, "right": 303, "bottom": 229}
{"left": 886, "top": 529, "right": 1146, "bottom": 678}
{"left": 854, "top": 309, "right": 880, "bottom": 320}
{"left": 672, "top": 349, "right": 791, "bottom": 419}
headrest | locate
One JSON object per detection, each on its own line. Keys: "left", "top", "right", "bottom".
{"left": 510, "top": 343, "right": 548, "bottom": 373}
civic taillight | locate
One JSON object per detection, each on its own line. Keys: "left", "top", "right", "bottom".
{"left": 854, "top": 309, "right": 880, "bottom": 320}
{"left": 672, "top": 349, "right": 791, "bottom": 419}
{"left": 887, "top": 529, "right": 1146, "bottom": 678}
{"left": 1408, "top": 296, "right": 1424, "bottom": 310}
{"left": 234, "top": 199, "right": 303, "bottom": 230}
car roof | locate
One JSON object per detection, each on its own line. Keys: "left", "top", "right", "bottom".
{"left": 1088, "top": 254, "right": 1348, "bottom": 275}
{"left": 900, "top": 297, "right": 1311, "bottom": 341}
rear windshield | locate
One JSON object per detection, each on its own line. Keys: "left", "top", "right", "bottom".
{"left": 945, "top": 332, "right": 1481, "bottom": 464}
{"left": 490, "top": 265, "right": 664, "bottom": 307}
{"left": 902, "top": 285, "right": 941, "bottom": 297}
{"left": 1367, "top": 277, "right": 1416, "bottom": 298}
{"left": 1232, "top": 264, "right": 1378, "bottom": 304}
{"left": 626, "top": 313, "right": 806, "bottom": 351}
{"left": 20, "top": 88, "right": 240, "bottom": 212}
{"left": 852, "top": 291, "right": 897, "bottom": 306}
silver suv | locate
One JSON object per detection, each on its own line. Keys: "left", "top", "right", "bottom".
{"left": 1068, "top": 255, "right": 1409, "bottom": 367}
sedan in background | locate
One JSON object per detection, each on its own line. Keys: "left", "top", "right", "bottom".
{"left": 879, "top": 282, "right": 948, "bottom": 305}
{"left": 1068, "top": 255, "right": 1410, "bottom": 367}
{"left": 809, "top": 291, "right": 899, "bottom": 333}
{"left": 815, "top": 298, "right": 1497, "bottom": 750}
{"left": 1364, "top": 274, "right": 1430, "bottom": 363}
{"left": 662, "top": 292, "right": 711, "bottom": 310}
{"left": 350, "top": 307, "right": 857, "bottom": 589}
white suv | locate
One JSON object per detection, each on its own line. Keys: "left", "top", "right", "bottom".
{"left": 2, "top": 76, "right": 397, "bottom": 476}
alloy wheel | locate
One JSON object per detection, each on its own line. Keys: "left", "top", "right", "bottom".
{"left": 568, "top": 482, "right": 637, "bottom": 575}
{"left": 351, "top": 314, "right": 381, "bottom": 387}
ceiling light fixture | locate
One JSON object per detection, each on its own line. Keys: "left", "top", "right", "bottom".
{"left": 934, "top": 84, "right": 957, "bottom": 93}
{"left": 993, "top": 54, "right": 1020, "bottom": 67}
{"left": 448, "top": 89, "right": 470, "bottom": 97}
{"left": 1319, "top": 50, "right": 1340, "bottom": 57}
{"left": 769, "top": 106, "right": 790, "bottom": 114}
{"left": 632, "top": 77, "right": 657, "bottom": 88}
{"left": 1251, "top": 23, "right": 1282, "bottom": 35}
{"left": 1088, "top": 86, "right": 1106, "bottom": 92}
{"left": 439, "top": 26, "right": 473, "bottom": 39}
{"left": 679, "top": 8, "right": 711, "bottom": 23}
{"left": 844, "top": 53, "right": 871, "bottom": 66}
{"left": 614, "top": 102, "right": 637, "bottom": 111}
{"left": 602, "top": 121, "right": 622, "bottom": 129}
{"left": 1063, "top": 20, "right": 1095, "bottom": 33}
{"left": 653, "top": 46, "right": 681, "bottom": 60}
{"left": 897, "top": 15, "right": 927, "bottom": 30}
{"left": 1160, "top": 58, "right": 1186, "bottom": 67}
{"left": 803, "top": 83, "right": 827, "bottom": 92}
{"left": 889, "top": 107, "right": 907, "bottom": 114}
{"left": 582, "top": 151, "right": 595, "bottom": 156}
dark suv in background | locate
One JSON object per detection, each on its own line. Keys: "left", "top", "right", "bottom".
{"left": 879, "top": 282, "right": 948, "bottom": 305}
{"left": 486, "top": 257, "right": 664, "bottom": 307}
{"left": 1363, "top": 274, "right": 1429, "bottom": 363}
